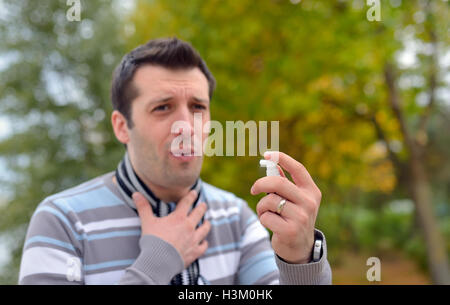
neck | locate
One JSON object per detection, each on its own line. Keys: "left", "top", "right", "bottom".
{"left": 113, "top": 174, "right": 191, "bottom": 203}
{"left": 138, "top": 176, "right": 191, "bottom": 203}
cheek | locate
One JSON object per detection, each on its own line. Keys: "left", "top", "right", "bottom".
{"left": 148, "top": 126, "right": 168, "bottom": 143}
{"left": 151, "top": 122, "right": 175, "bottom": 150}
{"left": 202, "top": 114, "right": 211, "bottom": 138}
{"left": 129, "top": 123, "right": 161, "bottom": 150}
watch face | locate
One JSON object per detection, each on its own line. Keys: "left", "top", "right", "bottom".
{"left": 313, "top": 240, "right": 322, "bottom": 262}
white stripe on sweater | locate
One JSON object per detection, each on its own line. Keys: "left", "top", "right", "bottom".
{"left": 75, "top": 217, "right": 141, "bottom": 233}
{"left": 85, "top": 269, "right": 125, "bottom": 285}
{"left": 198, "top": 250, "right": 240, "bottom": 281}
{"left": 240, "top": 220, "right": 269, "bottom": 248}
{"left": 19, "top": 247, "right": 81, "bottom": 281}
{"left": 205, "top": 206, "right": 240, "bottom": 220}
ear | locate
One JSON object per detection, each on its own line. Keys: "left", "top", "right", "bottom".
{"left": 111, "top": 110, "right": 130, "bottom": 144}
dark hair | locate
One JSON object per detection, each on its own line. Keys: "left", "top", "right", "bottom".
{"left": 110, "top": 37, "right": 216, "bottom": 128}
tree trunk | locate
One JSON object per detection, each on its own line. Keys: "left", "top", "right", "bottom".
{"left": 408, "top": 150, "right": 450, "bottom": 284}
{"left": 384, "top": 63, "right": 450, "bottom": 284}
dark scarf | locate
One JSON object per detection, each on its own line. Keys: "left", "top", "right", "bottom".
{"left": 115, "top": 152, "right": 204, "bottom": 285}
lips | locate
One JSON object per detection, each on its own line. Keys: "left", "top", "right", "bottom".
{"left": 174, "top": 152, "right": 193, "bottom": 157}
{"left": 170, "top": 148, "right": 194, "bottom": 157}
{"left": 170, "top": 151, "right": 195, "bottom": 162}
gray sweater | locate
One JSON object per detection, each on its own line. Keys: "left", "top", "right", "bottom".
{"left": 19, "top": 172, "right": 332, "bottom": 284}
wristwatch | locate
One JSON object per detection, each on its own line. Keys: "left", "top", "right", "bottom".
{"left": 311, "top": 236, "right": 323, "bottom": 262}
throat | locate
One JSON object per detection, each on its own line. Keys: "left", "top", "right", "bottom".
{"left": 113, "top": 174, "right": 190, "bottom": 204}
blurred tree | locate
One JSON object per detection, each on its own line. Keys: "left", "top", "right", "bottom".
{"left": 127, "top": 0, "right": 449, "bottom": 283}
{"left": 0, "top": 0, "right": 127, "bottom": 284}
{"left": 0, "top": 0, "right": 448, "bottom": 284}
{"left": 381, "top": 1, "right": 449, "bottom": 284}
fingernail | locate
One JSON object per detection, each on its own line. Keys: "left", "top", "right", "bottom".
{"left": 132, "top": 192, "right": 141, "bottom": 203}
{"left": 264, "top": 151, "right": 272, "bottom": 159}
{"left": 250, "top": 186, "right": 255, "bottom": 194}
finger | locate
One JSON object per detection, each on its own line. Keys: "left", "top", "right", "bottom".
{"left": 265, "top": 151, "right": 317, "bottom": 190}
{"left": 197, "top": 239, "right": 208, "bottom": 257}
{"left": 256, "top": 194, "right": 298, "bottom": 220}
{"left": 259, "top": 211, "right": 288, "bottom": 234}
{"left": 194, "top": 220, "right": 211, "bottom": 244}
{"left": 277, "top": 165, "right": 286, "bottom": 178}
{"left": 251, "top": 176, "right": 303, "bottom": 205}
{"left": 188, "top": 202, "right": 208, "bottom": 227}
{"left": 175, "top": 190, "right": 198, "bottom": 216}
{"left": 132, "top": 192, "right": 155, "bottom": 223}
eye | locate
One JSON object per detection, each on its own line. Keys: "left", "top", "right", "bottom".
{"left": 153, "top": 104, "right": 170, "bottom": 112}
{"left": 193, "top": 104, "right": 207, "bottom": 111}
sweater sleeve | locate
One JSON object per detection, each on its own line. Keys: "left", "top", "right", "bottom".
{"left": 237, "top": 200, "right": 332, "bottom": 285}
{"left": 19, "top": 199, "right": 184, "bottom": 285}
{"left": 19, "top": 201, "right": 85, "bottom": 285}
{"left": 274, "top": 229, "right": 332, "bottom": 285}
{"left": 118, "top": 234, "right": 184, "bottom": 285}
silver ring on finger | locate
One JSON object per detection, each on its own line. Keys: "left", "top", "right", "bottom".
{"left": 276, "top": 198, "right": 287, "bottom": 215}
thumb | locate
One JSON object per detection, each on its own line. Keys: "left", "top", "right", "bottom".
{"left": 132, "top": 192, "right": 155, "bottom": 223}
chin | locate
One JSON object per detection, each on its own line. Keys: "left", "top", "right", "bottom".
{"left": 164, "top": 157, "right": 202, "bottom": 185}
{"left": 168, "top": 175, "right": 198, "bottom": 188}
{"left": 176, "top": 165, "right": 201, "bottom": 182}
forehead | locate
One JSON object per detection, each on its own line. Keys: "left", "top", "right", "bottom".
{"left": 132, "top": 64, "right": 209, "bottom": 97}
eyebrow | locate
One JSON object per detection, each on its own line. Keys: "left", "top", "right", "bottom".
{"left": 148, "top": 96, "right": 172, "bottom": 105}
{"left": 192, "top": 97, "right": 209, "bottom": 104}
{"left": 148, "top": 96, "right": 209, "bottom": 105}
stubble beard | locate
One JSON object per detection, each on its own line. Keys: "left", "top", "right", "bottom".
{"left": 135, "top": 143, "right": 202, "bottom": 190}
{"left": 165, "top": 156, "right": 203, "bottom": 187}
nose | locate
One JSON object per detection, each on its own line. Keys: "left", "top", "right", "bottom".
{"left": 173, "top": 105, "right": 195, "bottom": 136}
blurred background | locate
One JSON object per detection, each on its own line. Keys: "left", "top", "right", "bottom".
{"left": 0, "top": 0, "right": 449, "bottom": 284}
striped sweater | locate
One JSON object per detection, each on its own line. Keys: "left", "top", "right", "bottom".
{"left": 19, "top": 172, "right": 331, "bottom": 285}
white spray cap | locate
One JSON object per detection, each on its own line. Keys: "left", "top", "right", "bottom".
{"left": 260, "top": 159, "right": 280, "bottom": 177}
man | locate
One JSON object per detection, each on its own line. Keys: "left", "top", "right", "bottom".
{"left": 19, "top": 38, "right": 331, "bottom": 284}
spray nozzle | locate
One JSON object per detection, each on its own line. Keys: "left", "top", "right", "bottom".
{"left": 260, "top": 159, "right": 280, "bottom": 177}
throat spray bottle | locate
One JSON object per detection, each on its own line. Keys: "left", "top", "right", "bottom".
{"left": 259, "top": 159, "right": 280, "bottom": 177}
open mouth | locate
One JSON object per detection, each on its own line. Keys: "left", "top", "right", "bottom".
{"left": 179, "top": 152, "right": 192, "bottom": 157}
{"left": 171, "top": 149, "right": 194, "bottom": 156}
{"left": 170, "top": 150, "right": 196, "bottom": 160}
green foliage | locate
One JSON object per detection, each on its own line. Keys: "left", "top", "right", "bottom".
{"left": 0, "top": 0, "right": 449, "bottom": 283}
{"left": 318, "top": 198, "right": 449, "bottom": 271}
{"left": 0, "top": 0, "right": 127, "bottom": 283}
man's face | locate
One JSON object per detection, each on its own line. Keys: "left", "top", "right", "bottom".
{"left": 117, "top": 65, "right": 210, "bottom": 190}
